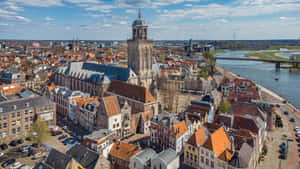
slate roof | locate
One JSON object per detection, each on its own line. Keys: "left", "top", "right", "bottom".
{"left": 107, "top": 80, "right": 156, "bottom": 103}
{"left": 154, "top": 148, "right": 177, "bottom": 165}
{"left": 45, "top": 148, "right": 72, "bottom": 169}
{"left": 134, "top": 148, "right": 157, "bottom": 165}
{"left": 229, "top": 143, "right": 253, "bottom": 168}
{"left": 66, "top": 144, "right": 99, "bottom": 169}
{"left": 58, "top": 62, "right": 135, "bottom": 83}
{"left": 0, "top": 96, "right": 54, "bottom": 114}
{"left": 33, "top": 162, "right": 54, "bottom": 169}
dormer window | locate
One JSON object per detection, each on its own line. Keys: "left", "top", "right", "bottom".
{"left": 13, "top": 105, "right": 17, "bottom": 110}
{"left": 25, "top": 102, "right": 30, "bottom": 107}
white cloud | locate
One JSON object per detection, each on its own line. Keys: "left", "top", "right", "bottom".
{"left": 161, "top": 2, "right": 300, "bottom": 20}
{"left": 2, "top": 1, "right": 23, "bottom": 11}
{"left": 184, "top": 4, "right": 193, "bottom": 7}
{"left": 103, "top": 24, "right": 111, "bottom": 27}
{"left": 125, "top": 9, "right": 137, "bottom": 14}
{"left": 15, "top": 15, "right": 31, "bottom": 22}
{"left": 279, "top": 16, "right": 296, "bottom": 21}
{"left": 45, "top": 16, "right": 54, "bottom": 21}
{"left": 0, "top": 23, "right": 9, "bottom": 26}
{"left": 85, "top": 5, "right": 116, "bottom": 13}
{"left": 64, "top": 0, "right": 101, "bottom": 4}
{"left": 120, "top": 21, "right": 127, "bottom": 24}
{"left": 116, "top": 0, "right": 150, "bottom": 7}
{"left": 8, "top": 0, "right": 64, "bottom": 7}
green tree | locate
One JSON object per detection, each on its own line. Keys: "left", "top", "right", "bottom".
{"left": 29, "top": 118, "right": 50, "bottom": 146}
{"left": 203, "top": 52, "right": 216, "bottom": 75}
{"left": 219, "top": 98, "right": 231, "bottom": 113}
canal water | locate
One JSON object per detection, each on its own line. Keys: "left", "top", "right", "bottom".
{"left": 216, "top": 50, "right": 300, "bottom": 109}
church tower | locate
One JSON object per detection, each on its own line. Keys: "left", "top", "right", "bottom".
{"left": 128, "top": 9, "right": 153, "bottom": 87}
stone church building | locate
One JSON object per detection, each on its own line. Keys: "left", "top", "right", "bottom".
{"left": 53, "top": 9, "right": 155, "bottom": 95}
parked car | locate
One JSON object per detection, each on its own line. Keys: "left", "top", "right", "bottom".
{"left": 279, "top": 154, "right": 286, "bottom": 159}
{"left": 17, "top": 139, "right": 24, "bottom": 144}
{"left": 58, "top": 135, "right": 67, "bottom": 140}
{"left": 66, "top": 130, "right": 73, "bottom": 134}
{"left": 52, "top": 131, "right": 62, "bottom": 136}
{"left": 276, "top": 104, "right": 281, "bottom": 108}
{"left": 18, "top": 145, "right": 31, "bottom": 153}
{"left": 25, "top": 137, "right": 32, "bottom": 141}
{"left": 290, "top": 118, "right": 295, "bottom": 122}
{"left": 0, "top": 144, "right": 8, "bottom": 150}
{"left": 284, "top": 111, "right": 289, "bottom": 115}
{"left": 1, "top": 158, "right": 15, "bottom": 168}
{"left": 9, "top": 140, "right": 18, "bottom": 147}
{"left": 34, "top": 152, "right": 46, "bottom": 159}
{"left": 0, "top": 152, "right": 4, "bottom": 157}
{"left": 9, "top": 161, "right": 22, "bottom": 169}
{"left": 28, "top": 149, "right": 35, "bottom": 157}
{"left": 62, "top": 126, "right": 68, "bottom": 130}
{"left": 31, "top": 143, "right": 38, "bottom": 148}
{"left": 62, "top": 138, "right": 73, "bottom": 145}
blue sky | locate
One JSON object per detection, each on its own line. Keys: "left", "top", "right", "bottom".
{"left": 0, "top": 0, "right": 300, "bottom": 40}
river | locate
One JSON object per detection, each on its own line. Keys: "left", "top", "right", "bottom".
{"left": 215, "top": 50, "right": 300, "bottom": 109}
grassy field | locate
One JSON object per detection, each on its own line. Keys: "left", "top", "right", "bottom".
{"left": 210, "top": 49, "right": 226, "bottom": 55}
{"left": 245, "top": 51, "right": 288, "bottom": 60}
{"left": 266, "top": 46, "right": 300, "bottom": 50}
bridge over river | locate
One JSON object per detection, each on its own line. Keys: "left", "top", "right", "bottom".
{"left": 215, "top": 57, "right": 300, "bottom": 69}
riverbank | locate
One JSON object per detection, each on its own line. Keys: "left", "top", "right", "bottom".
{"left": 245, "top": 51, "right": 288, "bottom": 60}
{"left": 217, "top": 65, "right": 300, "bottom": 169}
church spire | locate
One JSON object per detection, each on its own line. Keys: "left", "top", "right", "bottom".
{"left": 138, "top": 8, "right": 141, "bottom": 19}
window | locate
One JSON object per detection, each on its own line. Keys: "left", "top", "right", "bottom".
{"left": 0, "top": 124, "right": 1, "bottom": 129}
{"left": 17, "top": 127, "right": 21, "bottom": 133}
{"left": 25, "top": 110, "right": 28, "bottom": 115}
{"left": 12, "top": 121, "right": 16, "bottom": 126}
{"left": 113, "top": 124, "right": 115, "bottom": 128}
{"left": 3, "top": 115, "right": 7, "bottom": 120}
{"left": 25, "top": 125, "right": 29, "bottom": 130}
{"left": 12, "top": 112, "right": 16, "bottom": 118}
{"left": 25, "top": 117, "right": 29, "bottom": 122}
{"left": 2, "top": 131, "right": 7, "bottom": 137}
{"left": 201, "top": 156, "right": 204, "bottom": 163}
{"left": 192, "top": 147, "right": 195, "bottom": 152}
{"left": 17, "top": 112, "right": 21, "bottom": 117}
{"left": 12, "top": 128, "right": 16, "bottom": 134}
{"left": 3, "top": 123, "right": 7, "bottom": 128}
{"left": 206, "top": 159, "right": 209, "bottom": 166}
{"left": 186, "top": 152, "right": 189, "bottom": 158}
{"left": 30, "top": 116, "right": 33, "bottom": 121}
{"left": 211, "top": 161, "right": 214, "bottom": 168}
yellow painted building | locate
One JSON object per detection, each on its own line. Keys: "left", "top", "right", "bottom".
{"left": 184, "top": 127, "right": 209, "bottom": 168}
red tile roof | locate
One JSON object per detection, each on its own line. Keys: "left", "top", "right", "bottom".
{"left": 173, "top": 120, "right": 188, "bottom": 138}
{"left": 107, "top": 80, "right": 156, "bottom": 103}
{"left": 203, "top": 127, "right": 232, "bottom": 161}
{"left": 102, "top": 95, "right": 121, "bottom": 117}
{"left": 187, "top": 127, "right": 209, "bottom": 147}
{"left": 109, "top": 141, "right": 140, "bottom": 161}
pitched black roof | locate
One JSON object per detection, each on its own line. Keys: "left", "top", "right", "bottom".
{"left": 66, "top": 144, "right": 99, "bottom": 169}
{"left": 33, "top": 162, "right": 54, "bottom": 169}
{"left": 0, "top": 96, "right": 54, "bottom": 114}
{"left": 45, "top": 148, "right": 72, "bottom": 169}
